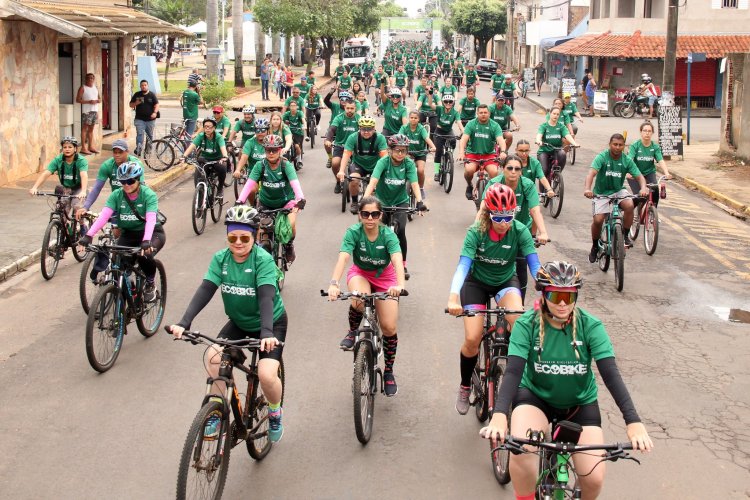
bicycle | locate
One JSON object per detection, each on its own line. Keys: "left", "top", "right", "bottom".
{"left": 448, "top": 305, "right": 524, "bottom": 484}
{"left": 492, "top": 422, "right": 639, "bottom": 499}
{"left": 433, "top": 134, "right": 457, "bottom": 194}
{"left": 224, "top": 142, "right": 239, "bottom": 188}
{"left": 566, "top": 123, "right": 580, "bottom": 166}
{"left": 167, "top": 328, "right": 285, "bottom": 499}
{"left": 84, "top": 243, "right": 166, "bottom": 372}
{"left": 539, "top": 143, "right": 577, "bottom": 219}
{"left": 79, "top": 216, "right": 116, "bottom": 314}
{"left": 594, "top": 193, "right": 638, "bottom": 292}
{"left": 36, "top": 191, "right": 89, "bottom": 280}
{"left": 629, "top": 177, "right": 667, "bottom": 256}
{"left": 152, "top": 120, "right": 195, "bottom": 171}
{"left": 339, "top": 173, "right": 371, "bottom": 214}
{"left": 460, "top": 156, "right": 501, "bottom": 211}
{"left": 321, "top": 289, "right": 409, "bottom": 444}
{"left": 190, "top": 159, "right": 224, "bottom": 235}
{"left": 306, "top": 108, "right": 318, "bottom": 149}
{"left": 256, "top": 199, "right": 306, "bottom": 292}
{"left": 138, "top": 133, "right": 176, "bottom": 172}
{"left": 381, "top": 205, "right": 425, "bottom": 237}
{"left": 407, "top": 75, "right": 414, "bottom": 97}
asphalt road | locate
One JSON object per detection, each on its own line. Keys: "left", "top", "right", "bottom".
{"left": 1, "top": 80, "right": 749, "bottom": 499}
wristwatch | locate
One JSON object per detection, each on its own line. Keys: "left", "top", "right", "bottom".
{"left": 329, "top": 280, "right": 339, "bottom": 287}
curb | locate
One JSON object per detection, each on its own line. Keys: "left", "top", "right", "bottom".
{"left": 669, "top": 170, "right": 750, "bottom": 217}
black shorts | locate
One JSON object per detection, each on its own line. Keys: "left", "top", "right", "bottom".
{"left": 332, "top": 144, "right": 345, "bottom": 158}
{"left": 292, "top": 134, "right": 304, "bottom": 147}
{"left": 410, "top": 154, "right": 427, "bottom": 162}
{"left": 348, "top": 162, "right": 371, "bottom": 177}
{"left": 459, "top": 273, "right": 522, "bottom": 307}
{"left": 513, "top": 387, "right": 602, "bottom": 427}
{"left": 218, "top": 312, "right": 288, "bottom": 361}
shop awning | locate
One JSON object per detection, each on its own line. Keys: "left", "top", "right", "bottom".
{"left": 550, "top": 30, "right": 750, "bottom": 58}
{"left": 540, "top": 36, "right": 573, "bottom": 51}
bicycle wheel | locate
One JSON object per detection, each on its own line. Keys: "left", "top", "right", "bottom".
{"left": 176, "top": 400, "right": 231, "bottom": 500}
{"left": 473, "top": 339, "right": 490, "bottom": 423}
{"left": 40, "top": 219, "right": 64, "bottom": 280}
{"left": 475, "top": 178, "right": 486, "bottom": 212}
{"left": 490, "top": 370, "right": 511, "bottom": 484}
{"left": 444, "top": 150, "right": 454, "bottom": 194}
{"left": 136, "top": 260, "right": 167, "bottom": 337}
{"left": 145, "top": 139, "right": 175, "bottom": 171}
{"left": 570, "top": 145, "right": 576, "bottom": 165}
{"left": 407, "top": 189, "right": 416, "bottom": 222}
{"left": 246, "top": 358, "right": 285, "bottom": 460}
{"left": 308, "top": 120, "right": 316, "bottom": 149}
{"left": 192, "top": 184, "right": 207, "bottom": 235}
{"left": 79, "top": 252, "right": 109, "bottom": 314}
{"left": 613, "top": 224, "right": 625, "bottom": 292}
{"left": 352, "top": 342, "right": 375, "bottom": 444}
{"left": 223, "top": 157, "right": 235, "bottom": 188}
{"left": 611, "top": 102, "right": 623, "bottom": 118}
{"left": 85, "top": 283, "right": 125, "bottom": 373}
{"left": 629, "top": 206, "right": 642, "bottom": 241}
{"left": 548, "top": 172, "right": 564, "bottom": 219}
{"left": 69, "top": 219, "right": 87, "bottom": 262}
{"left": 341, "top": 180, "right": 349, "bottom": 213}
{"left": 644, "top": 205, "right": 659, "bottom": 255}
{"left": 210, "top": 181, "right": 222, "bottom": 223}
{"left": 233, "top": 171, "right": 245, "bottom": 200}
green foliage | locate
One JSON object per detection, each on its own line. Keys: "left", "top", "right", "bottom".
{"left": 150, "top": 0, "right": 197, "bottom": 25}
{"left": 201, "top": 77, "right": 236, "bottom": 107}
{"left": 451, "top": 0, "right": 506, "bottom": 57}
{"left": 380, "top": 0, "right": 406, "bottom": 17}
{"left": 352, "top": 0, "right": 382, "bottom": 35}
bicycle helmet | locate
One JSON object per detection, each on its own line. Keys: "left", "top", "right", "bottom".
{"left": 254, "top": 117, "right": 270, "bottom": 131}
{"left": 442, "top": 94, "right": 455, "bottom": 104}
{"left": 242, "top": 105, "right": 256, "bottom": 114}
{"left": 301, "top": 76, "right": 308, "bottom": 81}
{"left": 505, "top": 74, "right": 513, "bottom": 79}
{"left": 338, "top": 90, "right": 353, "bottom": 102}
{"left": 535, "top": 261, "right": 583, "bottom": 290}
{"left": 116, "top": 161, "right": 143, "bottom": 181}
{"left": 60, "top": 136, "right": 79, "bottom": 147}
{"left": 389, "top": 88, "right": 402, "bottom": 97}
{"left": 387, "top": 133, "right": 411, "bottom": 148}
{"left": 225, "top": 205, "right": 260, "bottom": 229}
{"left": 484, "top": 183, "right": 517, "bottom": 212}
{"left": 202, "top": 117, "right": 217, "bottom": 127}
{"left": 358, "top": 115, "right": 377, "bottom": 129}
{"left": 262, "top": 134, "right": 284, "bottom": 149}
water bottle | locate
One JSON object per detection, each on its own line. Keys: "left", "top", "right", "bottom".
{"left": 659, "top": 182, "right": 667, "bottom": 199}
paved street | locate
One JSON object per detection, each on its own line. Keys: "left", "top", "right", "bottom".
{"left": 1, "top": 81, "right": 749, "bottom": 499}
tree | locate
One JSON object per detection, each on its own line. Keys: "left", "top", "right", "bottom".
{"left": 206, "top": 0, "right": 220, "bottom": 77}
{"left": 352, "top": 0, "right": 381, "bottom": 36}
{"left": 150, "top": 0, "right": 197, "bottom": 90}
{"left": 380, "top": 0, "right": 406, "bottom": 17}
{"left": 233, "top": 0, "right": 244, "bottom": 86}
{"left": 450, "top": 0, "right": 506, "bottom": 61}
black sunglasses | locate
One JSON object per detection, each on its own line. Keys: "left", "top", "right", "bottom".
{"left": 120, "top": 178, "right": 138, "bottom": 185}
{"left": 360, "top": 210, "right": 382, "bottom": 219}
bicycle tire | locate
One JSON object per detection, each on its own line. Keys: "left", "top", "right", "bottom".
{"left": 475, "top": 178, "right": 487, "bottom": 212}
{"left": 611, "top": 102, "right": 623, "bottom": 118}
{"left": 233, "top": 170, "right": 245, "bottom": 200}
{"left": 474, "top": 339, "right": 490, "bottom": 423}
{"left": 341, "top": 180, "right": 349, "bottom": 213}
{"left": 598, "top": 224, "right": 611, "bottom": 272}
{"left": 246, "top": 358, "right": 285, "bottom": 460}
{"left": 644, "top": 205, "right": 659, "bottom": 256}
{"left": 176, "top": 400, "right": 231, "bottom": 500}
{"left": 570, "top": 145, "right": 576, "bottom": 165}
{"left": 444, "top": 150, "right": 454, "bottom": 194}
{"left": 408, "top": 189, "right": 416, "bottom": 222}
{"left": 136, "top": 260, "right": 167, "bottom": 337}
{"left": 549, "top": 172, "right": 564, "bottom": 219}
{"left": 490, "top": 397, "right": 512, "bottom": 484}
{"left": 192, "top": 184, "right": 207, "bottom": 235}
{"left": 352, "top": 342, "right": 375, "bottom": 444}
{"left": 146, "top": 139, "right": 175, "bottom": 171}
{"left": 85, "top": 283, "right": 125, "bottom": 373}
{"left": 70, "top": 219, "right": 87, "bottom": 262}
{"left": 80, "top": 252, "right": 109, "bottom": 314}
{"left": 40, "top": 219, "right": 64, "bottom": 280}
{"left": 613, "top": 224, "right": 625, "bottom": 292}
{"left": 629, "top": 205, "right": 642, "bottom": 241}
{"left": 210, "top": 181, "right": 222, "bottom": 223}
{"left": 223, "top": 156, "right": 235, "bottom": 188}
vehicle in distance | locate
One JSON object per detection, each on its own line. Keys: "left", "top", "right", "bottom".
{"left": 476, "top": 58, "right": 498, "bottom": 81}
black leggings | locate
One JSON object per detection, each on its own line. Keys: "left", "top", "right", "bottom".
{"left": 433, "top": 132, "right": 455, "bottom": 164}
{"left": 217, "top": 312, "right": 287, "bottom": 361}
{"left": 628, "top": 172, "right": 660, "bottom": 207}
{"left": 117, "top": 227, "right": 166, "bottom": 279}
{"left": 195, "top": 157, "right": 227, "bottom": 190}
{"left": 538, "top": 150, "right": 567, "bottom": 179}
{"left": 383, "top": 203, "right": 409, "bottom": 262}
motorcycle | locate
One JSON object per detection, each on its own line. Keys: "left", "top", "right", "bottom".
{"left": 613, "top": 86, "right": 659, "bottom": 119}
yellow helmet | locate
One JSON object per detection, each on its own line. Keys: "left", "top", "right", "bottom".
{"left": 358, "top": 115, "right": 376, "bottom": 129}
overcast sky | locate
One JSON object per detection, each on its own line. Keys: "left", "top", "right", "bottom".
{"left": 394, "top": 0, "right": 426, "bottom": 17}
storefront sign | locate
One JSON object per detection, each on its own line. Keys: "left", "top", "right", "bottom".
{"left": 561, "top": 78, "right": 576, "bottom": 98}
{"left": 657, "top": 105, "right": 683, "bottom": 157}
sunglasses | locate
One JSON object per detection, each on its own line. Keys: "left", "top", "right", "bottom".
{"left": 544, "top": 290, "right": 578, "bottom": 304}
{"left": 120, "top": 178, "right": 138, "bottom": 186}
{"left": 360, "top": 128, "right": 375, "bottom": 132}
{"left": 490, "top": 212, "right": 515, "bottom": 224}
{"left": 265, "top": 148, "right": 281, "bottom": 154}
{"left": 359, "top": 210, "right": 382, "bottom": 219}
{"left": 213, "top": 111, "right": 221, "bottom": 114}
{"left": 505, "top": 166, "right": 522, "bottom": 172}
{"left": 227, "top": 234, "right": 252, "bottom": 244}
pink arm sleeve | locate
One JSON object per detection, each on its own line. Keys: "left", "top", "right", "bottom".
{"left": 143, "top": 212, "right": 157, "bottom": 241}
{"left": 282, "top": 179, "right": 305, "bottom": 209}
{"left": 86, "top": 207, "right": 114, "bottom": 236}
{"left": 238, "top": 179, "right": 259, "bottom": 204}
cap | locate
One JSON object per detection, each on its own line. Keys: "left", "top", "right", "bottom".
{"left": 212, "top": 105, "right": 224, "bottom": 113}
{"left": 563, "top": 92, "right": 572, "bottom": 98}
{"left": 112, "top": 139, "right": 129, "bottom": 151}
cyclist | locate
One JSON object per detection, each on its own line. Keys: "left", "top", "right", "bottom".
{"left": 282, "top": 100, "right": 307, "bottom": 168}
{"left": 373, "top": 65, "right": 390, "bottom": 105}
{"left": 294, "top": 75, "right": 311, "bottom": 99}
{"left": 430, "top": 94, "right": 464, "bottom": 192}
{"left": 237, "top": 135, "right": 305, "bottom": 263}
{"left": 326, "top": 195, "right": 406, "bottom": 396}
{"left": 363, "top": 134, "right": 427, "bottom": 280}
{"left": 562, "top": 93, "right": 584, "bottom": 136}
{"left": 405, "top": 58, "right": 417, "bottom": 92}
{"left": 416, "top": 82, "right": 438, "bottom": 142}
{"left": 392, "top": 64, "right": 409, "bottom": 101}
{"left": 326, "top": 97, "right": 361, "bottom": 194}
{"left": 182, "top": 117, "right": 229, "bottom": 198}
{"left": 548, "top": 97, "right": 575, "bottom": 139}
{"left": 439, "top": 78, "right": 458, "bottom": 99}
{"left": 450, "top": 60, "right": 465, "bottom": 89}
{"left": 167, "top": 205, "right": 287, "bottom": 443}
{"left": 29, "top": 137, "right": 89, "bottom": 215}
{"left": 535, "top": 107, "right": 579, "bottom": 181}
{"left": 350, "top": 63, "right": 363, "bottom": 82}
{"left": 626, "top": 121, "right": 672, "bottom": 207}
{"left": 499, "top": 74, "right": 519, "bottom": 109}
{"left": 413, "top": 74, "right": 429, "bottom": 109}
{"left": 400, "top": 110, "right": 437, "bottom": 189}
{"left": 306, "top": 86, "right": 322, "bottom": 136}
{"left": 339, "top": 67, "right": 353, "bottom": 93}
{"left": 379, "top": 87, "right": 409, "bottom": 139}
{"left": 362, "top": 59, "right": 374, "bottom": 87}
{"left": 480, "top": 261, "right": 654, "bottom": 499}
{"left": 234, "top": 118, "right": 269, "bottom": 206}
{"left": 489, "top": 93, "right": 520, "bottom": 151}
{"left": 306, "top": 70, "right": 316, "bottom": 88}
{"left": 465, "top": 63, "right": 479, "bottom": 89}
{"left": 457, "top": 104, "right": 508, "bottom": 201}
{"left": 323, "top": 89, "right": 353, "bottom": 170}
{"left": 515, "top": 139, "right": 555, "bottom": 205}
{"left": 490, "top": 67, "right": 505, "bottom": 95}
{"left": 584, "top": 134, "right": 648, "bottom": 261}
{"left": 229, "top": 105, "right": 257, "bottom": 149}
{"left": 338, "top": 115, "right": 389, "bottom": 214}
{"left": 356, "top": 90, "right": 370, "bottom": 115}
{"left": 282, "top": 86, "right": 306, "bottom": 114}
{"left": 212, "top": 105, "right": 232, "bottom": 140}
{"left": 335, "top": 60, "right": 347, "bottom": 82}
{"left": 457, "top": 86, "right": 481, "bottom": 127}
{"left": 446, "top": 184, "right": 539, "bottom": 415}
{"left": 78, "top": 162, "right": 166, "bottom": 303}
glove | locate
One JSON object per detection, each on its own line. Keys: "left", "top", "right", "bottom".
{"left": 141, "top": 240, "right": 153, "bottom": 251}
{"left": 78, "top": 235, "right": 92, "bottom": 247}
{"left": 416, "top": 201, "right": 427, "bottom": 212}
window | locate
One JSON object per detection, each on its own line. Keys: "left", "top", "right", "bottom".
{"left": 644, "top": 0, "right": 665, "bottom": 18}
{"left": 723, "top": 0, "right": 737, "bottom": 7}
{"left": 618, "top": 0, "right": 636, "bottom": 17}
{"left": 343, "top": 46, "right": 369, "bottom": 59}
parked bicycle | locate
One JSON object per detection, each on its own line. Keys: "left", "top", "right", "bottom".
{"left": 256, "top": 199, "right": 306, "bottom": 291}
{"left": 138, "top": 134, "right": 175, "bottom": 172}
{"left": 149, "top": 120, "right": 195, "bottom": 171}
{"left": 190, "top": 159, "right": 224, "bottom": 235}
{"left": 594, "top": 193, "right": 638, "bottom": 292}
{"left": 166, "top": 328, "right": 285, "bottom": 500}
{"left": 35, "top": 191, "right": 89, "bottom": 280}
{"left": 629, "top": 176, "right": 668, "bottom": 256}
{"left": 84, "top": 243, "right": 166, "bottom": 372}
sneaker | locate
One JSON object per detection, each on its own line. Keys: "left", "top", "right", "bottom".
{"left": 349, "top": 201, "right": 359, "bottom": 214}
{"left": 203, "top": 414, "right": 221, "bottom": 440}
{"left": 434, "top": 173, "right": 441, "bottom": 182}
{"left": 384, "top": 372, "right": 398, "bottom": 397}
{"left": 268, "top": 408, "right": 283, "bottom": 443}
{"left": 143, "top": 280, "right": 157, "bottom": 303}
{"left": 455, "top": 385, "right": 471, "bottom": 415}
{"left": 420, "top": 187, "right": 426, "bottom": 200}
{"left": 404, "top": 267, "right": 410, "bottom": 281}
{"left": 623, "top": 233, "right": 634, "bottom": 248}
{"left": 465, "top": 185, "right": 474, "bottom": 200}
{"left": 340, "top": 330, "right": 356, "bottom": 350}
{"left": 326, "top": 157, "right": 332, "bottom": 169}
{"left": 588, "top": 243, "right": 599, "bottom": 263}
{"left": 334, "top": 181, "right": 342, "bottom": 194}
{"left": 284, "top": 243, "right": 296, "bottom": 264}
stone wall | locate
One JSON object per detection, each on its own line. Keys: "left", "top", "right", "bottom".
{"left": 0, "top": 21, "right": 60, "bottom": 186}
{"left": 119, "top": 36, "right": 135, "bottom": 135}
{"left": 720, "top": 53, "right": 749, "bottom": 162}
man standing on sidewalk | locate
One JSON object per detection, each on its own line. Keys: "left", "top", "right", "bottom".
{"left": 261, "top": 58, "right": 270, "bottom": 101}
{"left": 76, "top": 73, "right": 100, "bottom": 155}
{"left": 130, "top": 80, "right": 160, "bottom": 156}
{"left": 181, "top": 81, "right": 203, "bottom": 138}
{"left": 533, "top": 62, "right": 546, "bottom": 96}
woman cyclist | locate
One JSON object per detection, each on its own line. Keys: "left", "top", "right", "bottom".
{"left": 326, "top": 196, "right": 406, "bottom": 396}
{"left": 237, "top": 135, "right": 305, "bottom": 263}
{"left": 181, "top": 116, "right": 229, "bottom": 198}
{"left": 548, "top": 97, "right": 575, "bottom": 138}
{"left": 167, "top": 205, "right": 287, "bottom": 443}
{"left": 234, "top": 118, "right": 269, "bottom": 204}
{"left": 268, "top": 111, "right": 294, "bottom": 158}
{"left": 282, "top": 100, "right": 306, "bottom": 168}
{"left": 536, "top": 107, "right": 579, "bottom": 181}
{"left": 516, "top": 140, "right": 554, "bottom": 199}
{"left": 399, "top": 111, "right": 436, "bottom": 187}
{"left": 78, "top": 162, "right": 166, "bottom": 302}
{"left": 480, "top": 261, "right": 653, "bottom": 499}
{"left": 364, "top": 134, "right": 427, "bottom": 280}
{"left": 446, "top": 184, "right": 539, "bottom": 415}
{"left": 306, "top": 87, "right": 322, "bottom": 136}
{"left": 430, "top": 94, "right": 464, "bottom": 194}
{"left": 29, "top": 136, "right": 89, "bottom": 213}
{"left": 229, "top": 105, "right": 257, "bottom": 149}
{"left": 627, "top": 121, "right": 672, "bottom": 207}
{"left": 356, "top": 90, "right": 370, "bottom": 115}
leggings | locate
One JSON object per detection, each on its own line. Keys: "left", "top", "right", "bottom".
{"left": 383, "top": 203, "right": 409, "bottom": 262}
{"left": 117, "top": 227, "right": 166, "bottom": 279}
{"left": 195, "top": 157, "right": 227, "bottom": 190}
{"left": 537, "top": 150, "right": 567, "bottom": 179}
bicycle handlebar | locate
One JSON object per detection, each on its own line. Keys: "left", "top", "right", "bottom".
{"left": 86, "top": 243, "right": 141, "bottom": 255}
{"left": 257, "top": 198, "right": 306, "bottom": 213}
{"left": 381, "top": 205, "right": 429, "bottom": 214}
{"left": 594, "top": 194, "right": 639, "bottom": 201}
{"left": 445, "top": 308, "right": 525, "bottom": 317}
{"left": 35, "top": 192, "right": 77, "bottom": 199}
{"left": 539, "top": 142, "right": 580, "bottom": 150}
{"left": 321, "top": 289, "right": 409, "bottom": 299}
{"left": 163, "top": 326, "right": 285, "bottom": 349}
{"left": 494, "top": 435, "right": 639, "bottom": 464}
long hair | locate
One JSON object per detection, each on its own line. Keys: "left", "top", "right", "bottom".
{"left": 536, "top": 305, "right": 580, "bottom": 362}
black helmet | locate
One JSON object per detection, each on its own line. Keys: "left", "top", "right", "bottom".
{"left": 536, "top": 261, "right": 583, "bottom": 290}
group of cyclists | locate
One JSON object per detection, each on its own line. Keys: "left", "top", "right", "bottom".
{"left": 29, "top": 38, "right": 666, "bottom": 499}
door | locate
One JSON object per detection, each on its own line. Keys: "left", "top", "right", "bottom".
{"left": 101, "top": 42, "right": 111, "bottom": 130}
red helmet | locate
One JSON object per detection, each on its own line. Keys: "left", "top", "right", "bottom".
{"left": 484, "top": 183, "right": 517, "bottom": 212}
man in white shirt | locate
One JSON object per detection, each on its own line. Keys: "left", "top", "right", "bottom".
{"left": 76, "top": 73, "right": 100, "bottom": 155}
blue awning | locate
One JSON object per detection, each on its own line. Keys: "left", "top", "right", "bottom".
{"left": 540, "top": 36, "right": 573, "bottom": 51}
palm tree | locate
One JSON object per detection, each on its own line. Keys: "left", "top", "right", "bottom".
{"left": 233, "top": 0, "right": 244, "bottom": 86}
{"left": 206, "top": 0, "right": 219, "bottom": 77}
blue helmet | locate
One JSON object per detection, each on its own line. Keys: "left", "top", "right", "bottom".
{"left": 338, "top": 90, "right": 353, "bottom": 102}
{"left": 117, "top": 161, "right": 143, "bottom": 181}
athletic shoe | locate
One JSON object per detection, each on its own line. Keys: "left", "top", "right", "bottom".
{"left": 268, "top": 408, "right": 283, "bottom": 443}
{"left": 143, "top": 280, "right": 157, "bottom": 303}
{"left": 384, "top": 372, "right": 398, "bottom": 397}
{"left": 455, "top": 385, "right": 471, "bottom": 415}
{"left": 350, "top": 202, "right": 359, "bottom": 214}
{"left": 588, "top": 243, "right": 599, "bottom": 263}
{"left": 340, "top": 330, "right": 356, "bottom": 350}
{"left": 623, "top": 233, "right": 634, "bottom": 248}
{"left": 203, "top": 414, "right": 220, "bottom": 440}
{"left": 434, "top": 173, "right": 440, "bottom": 182}
{"left": 465, "top": 185, "right": 474, "bottom": 200}
{"left": 334, "top": 181, "right": 342, "bottom": 194}
{"left": 284, "top": 243, "right": 296, "bottom": 264}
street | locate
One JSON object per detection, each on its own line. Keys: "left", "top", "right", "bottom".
{"left": 1, "top": 81, "right": 749, "bottom": 499}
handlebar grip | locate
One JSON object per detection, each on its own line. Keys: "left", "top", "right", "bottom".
{"left": 320, "top": 289, "right": 329, "bottom": 297}
{"left": 399, "top": 289, "right": 409, "bottom": 297}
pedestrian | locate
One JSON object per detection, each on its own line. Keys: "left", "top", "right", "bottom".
{"left": 129, "top": 80, "right": 160, "bottom": 156}
{"left": 533, "top": 62, "right": 546, "bottom": 96}
{"left": 585, "top": 72, "right": 597, "bottom": 116}
{"left": 200, "top": 42, "right": 206, "bottom": 62}
{"left": 187, "top": 68, "right": 204, "bottom": 92}
{"left": 261, "top": 57, "right": 270, "bottom": 100}
{"left": 581, "top": 68, "right": 591, "bottom": 111}
{"left": 274, "top": 62, "right": 283, "bottom": 97}
{"left": 181, "top": 81, "right": 204, "bottom": 138}
{"left": 562, "top": 60, "right": 574, "bottom": 79}
{"left": 283, "top": 66, "right": 294, "bottom": 100}
{"left": 76, "top": 73, "right": 100, "bottom": 155}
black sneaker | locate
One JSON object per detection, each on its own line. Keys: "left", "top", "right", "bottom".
{"left": 434, "top": 173, "right": 441, "bottom": 182}
{"left": 588, "top": 243, "right": 599, "bottom": 263}
{"left": 339, "top": 331, "right": 356, "bottom": 350}
{"left": 465, "top": 185, "right": 474, "bottom": 200}
{"left": 334, "top": 182, "right": 342, "bottom": 194}
{"left": 404, "top": 267, "right": 410, "bottom": 280}
{"left": 143, "top": 281, "right": 157, "bottom": 303}
{"left": 284, "top": 243, "right": 296, "bottom": 264}
{"left": 623, "top": 233, "right": 634, "bottom": 248}
{"left": 349, "top": 202, "right": 359, "bottom": 214}
{"left": 384, "top": 372, "right": 398, "bottom": 397}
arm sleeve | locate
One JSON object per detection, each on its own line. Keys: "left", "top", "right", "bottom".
{"left": 143, "top": 211, "right": 157, "bottom": 241}
{"left": 177, "top": 279, "right": 219, "bottom": 329}
{"left": 323, "top": 92, "right": 334, "bottom": 109}
{"left": 326, "top": 125, "right": 337, "bottom": 142}
{"left": 290, "top": 179, "right": 304, "bottom": 201}
{"left": 596, "top": 357, "right": 641, "bottom": 424}
{"left": 86, "top": 207, "right": 115, "bottom": 236}
{"left": 493, "top": 355, "right": 526, "bottom": 415}
{"left": 257, "top": 284, "right": 276, "bottom": 339}
{"left": 526, "top": 252, "right": 541, "bottom": 279}
{"left": 83, "top": 179, "right": 106, "bottom": 210}
{"left": 238, "top": 179, "right": 258, "bottom": 204}
{"left": 449, "top": 255, "right": 473, "bottom": 295}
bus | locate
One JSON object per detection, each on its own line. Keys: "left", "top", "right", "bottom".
{"left": 342, "top": 37, "right": 372, "bottom": 66}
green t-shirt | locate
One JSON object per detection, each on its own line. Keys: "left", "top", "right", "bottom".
{"left": 336, "top": 65, "right": 346, "bottom": 77}
{"left": 249, "top": 159, "right": 299, "bottom": 208}
{"left": 418, "top": 93, "right": 436, "bottom": 113}
{"left": 463, "top": 118, "right": 503, "bottom": 155}
{"left": 339, "top": 75, "right": 353, "bottom": 90}
{"left": 537, "top": 121, "right": 571, "bottom": 153}
{"left": 331, "top": 112, "right": 361, "bottom": 146}
{"left": 489, "top": 103, "right": 514, "bottom": 131}
{"left": 192, "top": 132, "right": 226, "bottom": 161}
{"left": 425, "top": 62, "right": 437, "bottom": 74}
{"left": 344, "top": 132, "right": 388, "bottom": 172}
{"left": 269, "top": 125, "right": 292, "bottom": 143}
{"left": 340, "top": 223, "right": 401, "bottom": 275}
{"left": 490, "top": 74, "right": 504, "bottom": 92}
{"left": 562, "top": 102, "right": 579, "bottom": 121}
{"left": 439, "top": 84, "right": 458, "bottom": 97}
{"left": 509, "top": 307, "right": 615, "bottom": 408}
{"left": 499, "top": 81, "right": 517, "bottom": 96}
{"left": 371, "top": 156, "right": 418, "bottom": 206}
{"left": 627, "top": 140, "right": 663, "bottom": 176}
{"left": 327, "top": 101, "right": 343, "bottom": 126}
{"left": 97, "top": 155, "right": 145, "bottom": 189}
{"left": 405, "top": 63, "right": 416, "bottom": 76}
{"left": 350, "top": 65, "right": 363, "bottom": 79}
{"left": 240, "top": 137, "right": 265, "bottom": 170}
{"left": 591, "top": 150, "right": 642, "bottom": 196}
{"left": 294, "top": 83, "right": 311, "bottom": 99}
{"left": 215, "top": 116, "right": 231, "bottom": 136}
{"left": 104, "top": 185, "right": 159, "bottom": 232}
{"left": 282, "top": 110, "right": 305, "bottom": 136}
{"left": 483, "top": 175, "right": 539, "bottom": 229}
{"left": 204, "top": 247, "right": 285, "bottom": 332}
{"left": 378, "top": 100, "right": 408, "bottom": 134}
{"left": 306, "top": 94, "right": 322, "bottom": 110}
{"left": 545, "top": 111, "right": 572, "bottom": 126}
{"left": 307, "top": 76, "right": 316, "bottom": 87}
{"left": 399, "top": 123, "right": 429, "bottom": 154}
{"left": 357, "top": 99, "right": 370, "bottom": 113}
{"left": 460, "top": 220, "right": 536, "bottom": 285}
{"left": 46, "top": 154, "right": 89, "bottom": 189}
{"left": 375, "top": 72, "right": 389, "bottom": 87}
{"left": 459, "top": 97, "right": 481, "bottom": 121}
{"left": 435, "top": 105, "right": 459, "bottom": 133}
{"left": 383, "top": 64, "right": 394, "bottom": 76}
{"left": 233, "top": 119, "right": 256, "bottom": 147}
{"left": 522, "top": 157, "right": 545, "bottom": 182}
{"left": 393, "top": 71, "right": 408, "bottom": 88}
{"left": 181, "top": 90, "right": 200, "bottom": 120}
{"left": 465, "top": 70, "right": 479, "bottom": 85}
{"left": 284, "top": 96, "right": 306, "bottom": 110}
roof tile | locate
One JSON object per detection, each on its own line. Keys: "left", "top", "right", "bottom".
{"left": 550, "top": 33, "right": 750, "bottom": 58}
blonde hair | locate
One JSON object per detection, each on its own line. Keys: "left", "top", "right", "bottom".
{"left": 477, "top": 205, "right": 491, "bottom": 233}
{"left": 536, "top": 306, "right": 580, "bottom": 362}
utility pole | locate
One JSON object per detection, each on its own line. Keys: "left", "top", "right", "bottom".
{"left": 507, "top": 0, "right": 515, "bottom": 68}
{"left": 662, "top": 0, "right": 679, "bottom": 95}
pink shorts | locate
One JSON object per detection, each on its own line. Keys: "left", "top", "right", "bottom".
{"left": 346, "top": 263, "right": 397, "bottom": 292}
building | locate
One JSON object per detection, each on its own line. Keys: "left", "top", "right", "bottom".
{"left": 0, "top": 0, "right": 190, "bottom": 185}
{"left": 721, "top": 53, "right": 750, "bottom": 161}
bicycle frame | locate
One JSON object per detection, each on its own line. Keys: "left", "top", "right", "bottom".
{"left": 599, "top": 199, "right": 624, "bottom": 255}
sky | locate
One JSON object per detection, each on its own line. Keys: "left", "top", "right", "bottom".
{"left": 394, "top": 0, "right": 426, "bottom": 17}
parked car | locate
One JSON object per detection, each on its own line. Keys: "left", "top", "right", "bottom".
{"left": 476, "top": 58, "right": 498, "bottom": 81}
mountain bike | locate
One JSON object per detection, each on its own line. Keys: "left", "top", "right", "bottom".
{"left": 79, "top": 217, "right": 116, "bottom": 314}
{"left": 84, "top": 243, "right": 166, "bottom": 372}
{"left": 381, "top": 205, "right": 425, "bottom": 238}
{"left": 461, "top": 156, "right": 500, "bottom": 211}
{"left": 492, "top": 421, "right": 639, "bottom": 499}
{"left": 256, "top": 199, "right": 306, "bottom": 291}
{"left": 595, "top": 193, "right": 638, "bottom": 292}
{"left": 539, "top": 144, "right": 577, "bottom": 219}
{"left": 340, "top": 173, "right": 371, "bottom": 214}
{"left": 36, "top": 191, "right": 89, "bottom": 280}
{"left": 306, "top": 108, "right": 318, "bottom": 149}
{"left": 448, "top": 305, "right": 524, "bottom": 484}
{"left": 224, "top": 142, "right": 239, "bottom": 188}
{"left": 434, "top": 134, "right": 456, "bottom": 194}
{"left": 321, "top": 289, "right": 409, "bottom": 444}
{"left": 139, "top": 134, "right": 176, "bottom": 172}
{"left": 150, "top": 120, "right": 195, "bottom": 171}
{"left": 190, "top": 159, "right": 224, "bottom": 235}
{"left": 167, "top": 328, "right": 285, "bottom": 500}
{"left": 629, "top": 177, "right": 667, "bottom": 256}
